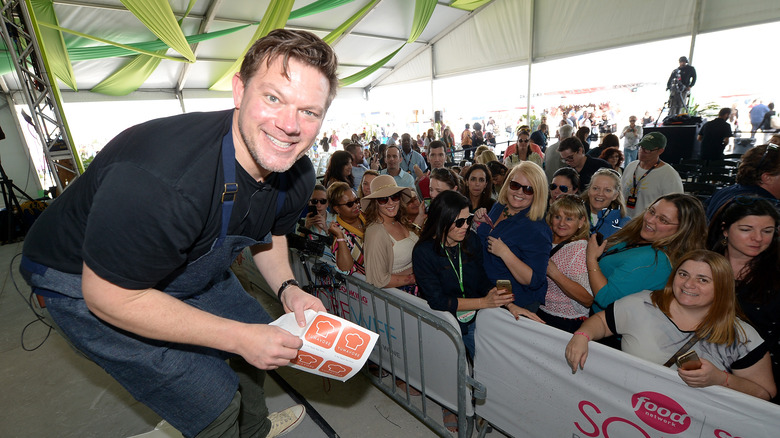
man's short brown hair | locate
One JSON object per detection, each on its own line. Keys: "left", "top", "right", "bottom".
{"left": 239, "top": 29, "right": 339, "bottom": 108}
{"left": 558, "top": 137, "right": 584, "bottom": 153}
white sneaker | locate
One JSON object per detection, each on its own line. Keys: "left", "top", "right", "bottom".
{"left": 266, "top": 404, "right": 306, "bottom": 438}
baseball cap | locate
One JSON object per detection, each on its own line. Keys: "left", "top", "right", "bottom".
{"left": 638, "top": 132, "right": 667, "bottom": 150}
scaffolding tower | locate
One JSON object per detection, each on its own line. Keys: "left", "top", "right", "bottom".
{"left": 0, "top": 0, "right": 81, "bottom": 194}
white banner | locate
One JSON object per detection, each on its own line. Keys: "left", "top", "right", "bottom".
{"left": 474, "top": 307, "right": 780, "bottom": 438}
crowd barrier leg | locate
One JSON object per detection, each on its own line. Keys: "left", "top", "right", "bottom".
{"left": 291, "top": 250, "right": 485, "bottom": 438}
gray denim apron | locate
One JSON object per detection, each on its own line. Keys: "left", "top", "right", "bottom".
{"left": 20, "top": 127, "right": 286, "bottom": 437}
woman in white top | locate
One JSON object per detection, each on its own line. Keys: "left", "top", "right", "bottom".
{"left": 362, "top": 175, "right": 419, "bottom": 293}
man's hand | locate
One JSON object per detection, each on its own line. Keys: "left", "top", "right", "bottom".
{"left": 237, "top": 324, "right": 304, "bottom": 370}
{"left": 280, "top": 286, "right": 326, "bottom": 327}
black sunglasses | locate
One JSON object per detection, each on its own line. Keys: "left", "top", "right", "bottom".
{"left": 309, "top": 199, "right": 327, "bottom": 205}
{"left": 335, "top": 200, "right": 359, "bottom": 208}
{"left": 508, "top": 180, "right": 534, "bottom": 195}
{"left": 454, "top": 214, "right": 475, "bottom": 228}
{"left": 549, "top": 183, "right": 569, "bottom": 193}
{"left": 757, "top": 144, "right": 778, "bottom": 171}
{"left": 518, "top": 139, "right": 530, "bottom": 143}
{"left": 377, "top": 193, "right": 402, "bottom": 204}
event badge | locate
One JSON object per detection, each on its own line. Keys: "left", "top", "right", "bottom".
{"left": 270, "top": 310, "right": 378, "bottom": 381}
{"left": 626, "top": 195, "right": 637, "bottom": 209}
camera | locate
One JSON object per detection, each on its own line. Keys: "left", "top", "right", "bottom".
{"left": 286, "top": 225, "right": 334, "bottom": 258}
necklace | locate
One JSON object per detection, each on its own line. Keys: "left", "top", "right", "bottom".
{"left": 503, "top": 206, "right": 518, "bottom": 218}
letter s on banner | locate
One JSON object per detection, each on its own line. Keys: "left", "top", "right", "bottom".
{"left": 575, "top": 400, "right": 601, "bottom": 437}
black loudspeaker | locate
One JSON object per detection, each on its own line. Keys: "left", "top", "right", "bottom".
{"left": 643, "top": 124, "right": 701, "bottom": 164}
{"left": 434, "top": 110, "right": 442, "bottom": 124}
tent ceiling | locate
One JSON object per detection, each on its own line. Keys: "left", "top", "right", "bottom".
{"left": 2, "top": 0, "right": 778, "bottom": 102}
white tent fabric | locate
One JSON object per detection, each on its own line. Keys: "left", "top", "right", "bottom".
{"left": 373, "top": 0, "right": 780, "bottom": 90}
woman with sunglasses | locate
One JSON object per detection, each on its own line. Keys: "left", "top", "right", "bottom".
{"left": 567, "top": 249, "right": 776, "bottom": 401}
{"left": 476, "top": 162, "right": 552, "bottom": 315}
{"left": 504, "top": 130, "right": 543, "bottom": 168}
{"left": 326, "top": 182, "right": 366, "bottom": 276}
{"left": 413, "top": 191, "right": 515, "bottom": 358}
{"left": 462, "top": 164, "right": 495, "bottom": 214}
{"left": 587, "top": 193, "right": 707, "bottom": 314}
{"left": 304, "top": 184, "right": 336, "bottom": 236}
{"left": 549, "top": 167, "right": 580, "bottom": 206}
{"left": 538, "top": 195, "right": 593, "bottom": 332}
{"left": 581, "top": 168, "right": 630, "bottom": 239}
{"left": 707, "top": 196, "right": 780, "bottom": 404}
{"left": 362, "top": 175, "right": 419, "bottom": 292}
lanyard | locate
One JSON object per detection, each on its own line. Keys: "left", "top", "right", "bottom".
{"left": 630, "top": 161, "right": 660, "bottom": 196}
{"left": 403, "top": 151, "right": 413, "bottom": 171}
{"left": 442, "top": 243, "right": 464, "bottom": 297}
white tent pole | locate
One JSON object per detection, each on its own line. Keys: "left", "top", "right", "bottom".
{"left": 689, "top": 0, "right": 703, "bottom": 64}
{"left": 526, "top": 0, "right": 535, "bottom": 128}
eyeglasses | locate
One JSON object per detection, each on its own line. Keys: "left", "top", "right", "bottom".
{"left": 757, "top": 144, "right": 778, "bottom": 171}
{"left": 377, "top": 193, "right": 402, "bottom": 204}
{"left": 508, "top": 180, "right": 534, "bottom": 195}
{"left": 518, "top": 139, "right": 530, "bottom": 143}
{"left": 454, "top": 214, "right": 475, "bottom": 228}
{"left": 335, "top": 200, "right": 359, "bottom": 208}
{"left": 560, "top": 152, "right": 576, "bottom": 162}
{"left": 732, "top": 195, "right": 780, "bottom": 208}
{"left": 309, "top": 199, "right": 327, "bottom": 205}
{"left": 646, "top": 206, "right": 678, "bottom": 226}
{"left": 549, "top": 183, "right": 570, "bottom": 193}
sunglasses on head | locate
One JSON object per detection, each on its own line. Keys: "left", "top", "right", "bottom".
{"left": 309, "top": 199, "right": 327, "bottom": 205}
{"left": 757, "top": 144, "right": 778, "bottom": 171}
{"left": 377, "top": 193, "right": 402, "bottom": 204}
{"left": 549, "top": 183, "right": 570, "bottom": 193}
{"left": 508, "top": 180, "right": 534, "bottom": 195}
{"left": 336, "top": 200, "right": 359, "bottom": 208}
{"left": 454, "top": 214, "right": 475, "bottom": 228}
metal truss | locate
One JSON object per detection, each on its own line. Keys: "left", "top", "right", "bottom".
{"left": 0, "top": 0, "right": 80, "bottom": 194}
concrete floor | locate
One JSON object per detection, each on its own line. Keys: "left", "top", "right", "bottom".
{"left": 0, "top": 240, "right": 464, "bottom": 438}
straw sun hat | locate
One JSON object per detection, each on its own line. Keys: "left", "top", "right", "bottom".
{"left": 360, "top": 174, "right": 412, "bottom": 210}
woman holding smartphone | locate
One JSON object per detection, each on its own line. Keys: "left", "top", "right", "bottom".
{"left": 566, "top": 250, "right": 776, "bottom": 401}
{"left": 413, "top": 191, "right": 516, "bottom": 358}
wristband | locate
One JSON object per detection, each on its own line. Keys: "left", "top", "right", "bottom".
{"left": 336, "top": 238, "right": 347, "bottom": 242}
{"left": 277, "top": 279, "right": 299, "bottom": 301}
{"left": 723, "top": 370, "right": 730, "bottom": 387}
{"left": 574, "top": 331, "right": 591, "bottom": 342}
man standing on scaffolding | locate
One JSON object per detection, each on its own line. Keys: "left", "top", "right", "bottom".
{"left": 666, "top": 56, "right": 697, "bottom": 117}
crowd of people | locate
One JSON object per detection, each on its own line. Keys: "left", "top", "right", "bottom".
{"left": 306, "top": 125, "right": 780, "bottom": 416}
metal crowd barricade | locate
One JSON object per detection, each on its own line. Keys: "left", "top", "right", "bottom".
{"left": 289, "top": 249, "right": 485, "bottom": 438}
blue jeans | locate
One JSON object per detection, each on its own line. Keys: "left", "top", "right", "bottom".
{"left": 624, "top": 148, "right": 638, "bottom": 164}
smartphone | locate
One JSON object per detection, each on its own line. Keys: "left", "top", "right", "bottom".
{"left": 676, "top": 350, "right": 702, "bottom": 370}
{"left": 307, "top": 205, "right": 317, "bottom": 216}
{"left": 496, "top": 280, "right": 512, "bottom": 296}
{"left": 595, "top": 232, "right": 604, "bottom": 246}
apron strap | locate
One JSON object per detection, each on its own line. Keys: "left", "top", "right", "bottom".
{"left": 218, "top": 126, "right": 237, "bottom": 247}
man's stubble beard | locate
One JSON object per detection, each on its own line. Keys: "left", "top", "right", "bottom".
{"left": 238, "top": 121, "right": 310, "bottom": 174}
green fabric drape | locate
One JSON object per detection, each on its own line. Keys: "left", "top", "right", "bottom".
{"left": 66, "top": 24, "right": 254, "bottom": 61}
{"left": 119, "top": 0, "right": 195, "bottom": 62}
{"left": 90, "top": 50, "right": 164, "bottom": 95}
{"left": 339, "top": 44, "right": 403, "bottom": 87}
{"left": 30, "top": 0, "right": 77, "bottom": 90}
{"left": 90, "top": 1, "right": 199, "bottom": 95}
{"left": 408, "top": 0, "right": 437, "bottom": 43}
{"left": 450, "top": 0, "right": 492, "bottom": 11}
{"left": 290, "top": 0, "right": 355, "bottom": 20}
{"left": 323, "top": 0, "right": 377, "bottom": 44}
{"left": 209, "top": 0, "right": 294, "bottom": 91}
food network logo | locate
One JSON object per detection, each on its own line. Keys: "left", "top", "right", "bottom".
{"left": 631, "top": 391, "right": 690, "bottom": 433}
{"left": 574, "top": 391, "right": 691, "bottom": 437}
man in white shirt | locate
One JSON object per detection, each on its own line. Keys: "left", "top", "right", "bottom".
{"left": 381, "top": 145, "right": 416, "bottom": 188}
{"left": 620, "top": 115, "right": 643, "bottom": 164}
{"left": 620, "top": 132, "right": 684, "bottom": 218}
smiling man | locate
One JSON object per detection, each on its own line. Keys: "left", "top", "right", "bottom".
{"left": 620, "top": 132, "right": 684, "bottom": 218}
{"left": 20, "top": 30, "right": 338, "bottom": 438}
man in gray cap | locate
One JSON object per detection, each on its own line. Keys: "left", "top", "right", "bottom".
{"left": 620, "top": 132, "right": 684, "bottom": 218}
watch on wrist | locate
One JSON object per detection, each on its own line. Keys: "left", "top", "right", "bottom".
{"left": 277, "top": 279, "right": 299, "bottom": 301}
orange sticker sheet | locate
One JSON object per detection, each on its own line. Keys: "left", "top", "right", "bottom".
{"left": 270, "top": 310, "right": 378, "bottom": 381}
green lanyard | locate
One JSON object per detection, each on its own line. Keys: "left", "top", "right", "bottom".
{"left": 443, "top": 243, "right": 475, "bottom": 323}
{"left": 442, "top": 243, "right": 464, "bottom": 297}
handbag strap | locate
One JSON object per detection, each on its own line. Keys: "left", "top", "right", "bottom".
{"left": 663, "top": 334, "right": 700, "bottom": 367}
